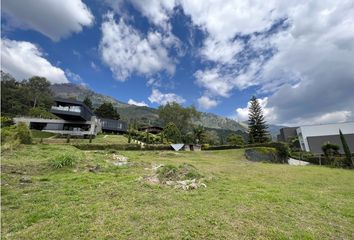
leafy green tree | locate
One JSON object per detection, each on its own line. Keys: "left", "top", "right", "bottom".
{"left": 1, "top": 73, "right": 54, "bottom": 117}
{"left": 200, "top": 130, "right": 220, "bottom": 145}
{"left": 83, "top": 96, "right": 93, "bottom": 110}
{"left": 23, "top": 76, "right": 53, "bottom": 108}
{"left": 192, "top": 125, "right": 204, "bottom": 144}
{"left": 1, "top": 73, "right": 29, "bottom": 116}
{"left": 28, "top": 107, "right": 57, "bottom": 119}
{"left": 339, "top": 129, "right": 353, "bottom": 168}
{"left": 95, "top": 102, "right": 120, "bottom": 120}
{"left": 226, "top": 134, "right": 245, "bottom": 145}
{"left": 248, "top": 96, "right": 269, "bottom": 143}
{"left": 158, "top": 102, "right": 200, "bottom": 134}
{"left": 163, "top": 122, "right": 182, "bottom": 143}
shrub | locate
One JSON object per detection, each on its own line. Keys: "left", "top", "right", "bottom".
{"left": 16, "top": 122, "right": 32, "bottom": 144}
{"left": 28, "top": 107, "right": 57, "bottom": 119}
{"left": 246, "top": 142, "right": 289, "bottom": 163}
{"left": 50, "top": 154, "right": 77, "bottom": 169}
{"left": 1, "top": 126, "right": 20, "bottom": 151}
{"left": 226, "top": 134, "right": 245, "bottom": 145}
{"left": 0, "top": 116, "right": 14, "bottom": 127}
{"left": 322, "top": 143, "right": 340, "bottom": 157}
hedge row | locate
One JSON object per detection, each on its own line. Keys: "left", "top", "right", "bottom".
{"left": 73, "top": 143, "right": 141, "bottom": 150}
{"left": 143, "top": 144, "right": 172, "bottom": 151}
{"left": 246, "top": 142, "right": 289, "bottom": 162}
{"left": 72, "top": 143, "right": 173, "bottom": 151}
{"left": 202, "top": 145, "right": 243, "bottom": 150}
{"left": 203, "top": 142, "right": 289, "bottom": 162}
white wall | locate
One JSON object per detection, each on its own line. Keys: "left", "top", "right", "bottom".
{"left": 297, "top": 122, "right": 354, "bottom": 152}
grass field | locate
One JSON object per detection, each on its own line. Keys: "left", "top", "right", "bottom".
{"left": 1, "top": 144, "right": 354, "bottom": 239}
{"left": 33, "top": 134, "right": 128, "bottom": 145}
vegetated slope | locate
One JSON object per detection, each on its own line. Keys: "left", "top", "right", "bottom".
{"left": 2, "top": 144, "right": 354, "bottom": 239}
{"left": 51, "top": 83, "right": 248, "bottom": 133}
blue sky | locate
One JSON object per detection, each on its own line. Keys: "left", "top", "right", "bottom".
{"left": 2, "top": 0, "right": 354, "bottom": 125}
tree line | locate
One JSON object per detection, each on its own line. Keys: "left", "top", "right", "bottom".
{"left": 1, "top": 71, "right": 270, "bottom": 145}
{"left": 1, "top": 72, "right": 120, "bottom": 120}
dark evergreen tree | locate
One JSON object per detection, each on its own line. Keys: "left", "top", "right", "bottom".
{"left": 83, "top": 96, "right": 93, "bottom": 110}
{"left": 248, "top": 96, "right": 268, "bottom": 143}
{"left": 339, "top": 129, "right": 353, "bottom": 168}
{"left": 94, "top": 102, "right": 120, "bottom": 120}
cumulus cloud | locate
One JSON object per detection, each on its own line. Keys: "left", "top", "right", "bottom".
{"left": 236, "top": 97, "right": 352, "bottom": 126}
{"left": 182, "top": 0, "right": 354, "bottom": 125}
{"left": 99, "top": 12, "right": 176, "bottom": 81}
{"left": 2, "top": 0, "right": 94, "bottom": 41}
{"left": 197, "top": 96, "right": 219, "bottom": 109}
{"left": 236, "top": 97, "right": 276, "bottom": 123}
{"left": 65, "top": 69, "right": 82, "bottom": 82}
{"left": 1, "top": 38, "right": 68, "bottom": 83}
{"left": 129, "top": 0, "right": 176, "bottom": 30}
{"left": 148, "top": 89, "right": 185, "bottom": 105}
{"left": 128, "top": 99, "right": 149, "bottom": 107}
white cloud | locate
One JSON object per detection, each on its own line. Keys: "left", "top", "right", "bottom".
{"left": 194, "top": 68, "right": 233, "bottom": 97}
{"left": 181, "top": 0, "right": 354, "bottom": 125}
{"left": 148, "top": 89, "right": 185, "bottom": 105}
{"left": 99, "top": 12, "right": 176, "bottom": 81}
{"left": 90, "top": 61, "right": 100, "bottom": 71}
{"left": 65, "top": 69, "right": 82, "bottom": 82}
{"left": 128, "top": 99, "right": 149, "bottom": 107}
{"left": 236, "top": 97, "right": 276, "bottom": 123}
{"left": 129, "top": 0, "right": 176, "bottom": 30}
{"left": 236, "top": 97, "right": 352, "bottom": 126}
{"left": 285, "top": 111, "right": 352, "bottom": 126}
{"left": 200, "top": 38, "right": 244, "bottom": 64}
{"left": 1, "top": 38, "right": 68, "bottom": 83}
{"left": 2, "top": 0, "right": 94, "bottom": 41}
{"left": 197, "top": 96, "right": 219, "bottom": 109}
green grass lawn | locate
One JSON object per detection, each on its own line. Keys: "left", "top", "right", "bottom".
{"left": 1, "top": 144, "right": 354, "bottom": 239}
{"left": 34, "top": 134, "right": 128, "bottom": 145}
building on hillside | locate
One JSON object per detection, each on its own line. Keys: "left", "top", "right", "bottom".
{"left": 14, "top": 98, "right": 127, "bottom": 137}
{"left": 100, "top": 118, "right": 128, "bottom": 134}
{"left": 278, "top": 122, "right": 354, "bottom": 154}
{"left": 277, "top": 127, "right": 298, "bottom": 142}
{"left": 138, "top": 126, "right": 163, "bottom": 134}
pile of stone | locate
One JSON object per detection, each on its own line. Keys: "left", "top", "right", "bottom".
{"left": 108, "top": 154, "right": 130, "bottom": 166}
{"left": 140, "top": 163, "right": 206, "bottom": 191}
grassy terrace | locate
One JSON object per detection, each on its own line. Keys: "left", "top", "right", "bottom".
{"left": 1, "top": 144, "right": 354, "bottom": 239}
{"left": 33, "top": 133, "right": 128, "bottom": 144}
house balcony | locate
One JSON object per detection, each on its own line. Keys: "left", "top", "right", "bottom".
{"left": 51, "top": 105, "right": 92, "bottom": 121}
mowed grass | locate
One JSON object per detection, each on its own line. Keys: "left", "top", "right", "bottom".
{"left": 1, "top": 145, "right": 354, "bottom": 239}
{"left": 34, "top": 134, "right": 128, "bottom": 144}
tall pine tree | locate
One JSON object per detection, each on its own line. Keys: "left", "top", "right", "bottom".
{"left": 339, "top": 129, "right": 353, "bottom": 168}
{"left": 248, "top": 96, "right": 269, "bottom": 143}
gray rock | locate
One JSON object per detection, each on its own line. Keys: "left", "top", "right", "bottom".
{"left": 19, "top": 176, "right": 32, "bottom": 183}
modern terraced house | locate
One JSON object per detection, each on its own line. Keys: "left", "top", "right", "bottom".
{"left": 14, "top": 98, "right": 127, "bottom": 137}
